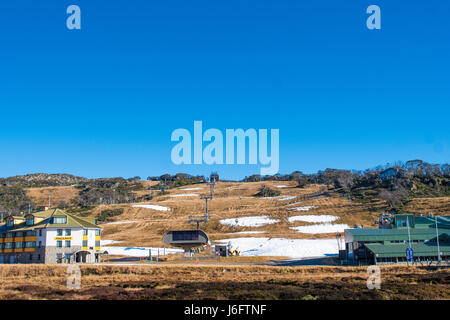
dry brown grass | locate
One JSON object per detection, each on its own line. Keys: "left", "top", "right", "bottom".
{"left": 404, "top": 197, "right": 450, "bottom": 215}
{"left": 0, "top": 264, "right": 448, "bottom": 300}
{"left": 25, "top": 186, "right": 79, "bottom": 207}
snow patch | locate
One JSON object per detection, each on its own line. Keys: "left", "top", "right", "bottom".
{"left": 132, "top": 204, "right": 171, "bottom": 211}
{"left": 100, "top": 240, "right": 123, "bottom": 246}
{"left": 226, "top": 231, "right": 266, "bottom": 235}
{"left": 261, "top": 196, "right": 283, "bottom": 199}
{"left": 102, "top": 246, "right": 183, "bottom": 257}
{"left": 102, "top": 220, "right": 138, "bottom": 225}
{"left": 215, "top": 237, "right": 339, "bottom": 258}
{"left": 290, "top": 223, "right": 349, "bottom": 234}
{"left": 277, "top": 196, "right": 296, "bottom": 201}
{"left": 170, "top": 194, "right": 199, "bottom": 197}
{"left": 181, "top": 187, "right": 204, "bottom": 191}
{"left": 287, "top": 215, "right": 338, "bottom": 223}
{"left": 220, "top": 216, "right": 280, "bottom": 227}
{"left": 275, "top": 185, "right": 289, "bottom": 188}
{"left": 288, "top": 206, "right": 317, "bottom": 211}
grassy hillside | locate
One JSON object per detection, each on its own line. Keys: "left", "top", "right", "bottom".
{"left": 21, "top": 181, "right": 448, "bottom": 248}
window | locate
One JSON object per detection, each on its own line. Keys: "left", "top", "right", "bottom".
{"left": 65, "top": 254, "right": 71, "bottom": 263}
{"left": 83, "top": 229, "right": 88, "bottom": 236}
{"left": 95, "top": 240, "right": 100, "bottom": 247}
{"left": 57, "top": 229, "right": 63, "bottom": 236}
{"left": 53, "top": 216, "right": 67, "bottom": 224}
{"left": 15, "top": 242, "right": 24, "bottom": 249}
{"left": 65, "top": 240, "right": 71, "bottom": 248}
{"left": 29, "top": 254, "right": 33, "bottom": 261}
{"left": 38, "top": 241, "right": 42, "bottom": 248}
{"left": 6, "top": 233, "right": 13, "bottom": 238}
{"left": 56, "top": 240, "right": 62, "bottom": 248}
{"left": 56, "top": 253, "right": 63, "bottom": 264}
{"left": 15, "top": 232, "right": 23, "bottom": 237}
{"left": 25, "top": 242, "right": 36, "bottom": 248}
{"left": 26, "top": 231, "right": 36, "bottom": 236}
{"left": 26, "top": 217, "right": 34, "bottom": 226}
{"left": 65, "top": 229, "right": 71, "bottom": 236}
{"left": 173, "top": 230, "right": 199, "bottom": 241}
{"left": 95, "top": 229, "right": 101, "bottom": 236}
{"left": 6, "top": 220, "right": 13, "bottom": 227}
{"left": 38, "top": 254, "right": 41, "bottom": 261}
{"left": 5, "top": 242, "right": 14, "bottom": 249}
{"left": 82, "top": 240, "right": 88, "bottom": 247}
{"left": 39, "top": 229, "right": 42, "bottom": 237}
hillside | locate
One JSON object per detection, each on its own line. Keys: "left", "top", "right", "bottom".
{"left": 22, "top": 181, "right": 448, "bottom": 253}
{"left": 0, "top": 173, "right": 88, "bottom": 187}
{"left": 0, "top": 163, "right": 446, "bottom": 259}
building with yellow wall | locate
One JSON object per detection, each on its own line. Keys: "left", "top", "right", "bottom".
{"left": 0, "top": 209, "right": 103, "bottom": 264}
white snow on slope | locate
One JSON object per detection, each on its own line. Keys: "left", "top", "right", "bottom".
{"left": 226, "top": 231, "right": 266, "bottom": 235}
{"left": 170, "top": 194, "right": 199, "bottom": 197}
{"left": 100, "top": 240, "right": 123, "bottom": 246}
{"left": 290, "top": 223, "right": 349, "bottom": 234}
{"left": 132, "top": 204, "right": 171, "bottom": 211}
{"left": 181, "top": 187, "right": 204, "bottom": 191}
{"left": 275, "top": 185, "right": 289, "bottom": 188}
{"left": 277, "top": 196, "right": 296, "bottom": 201}
{"left": 220, "top": 216, "right": 280, "bottom": 227}
{"left": 102, "top": 246, "right": 183, "bottom": 257}
{"left": 288, "top": 206, "right": 317, "bottom": 211}
{"left": 215, "top": 237, "right": 339, "bottom": 258}
{"left": 102, "top": 220, "right": 138, "bottom": 225}
{"left": 287, "top": 215, "right": 338, "bottom": 223}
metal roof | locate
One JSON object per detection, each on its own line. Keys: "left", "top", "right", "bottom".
{"left": 346, "top": 228, "right": 448, "bottom": 241}
{"left": 365, "top": 243, "right": 450, "bottom": 258}
{"left": 346, "top": 214, "right": 450, "bottom": 241}
{"left": 0, "top": 209, "right": 100, "bottom": 232}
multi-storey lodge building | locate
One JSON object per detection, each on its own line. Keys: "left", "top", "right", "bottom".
{"left": 0, "top": 209, "right": 103, "bottom": 264}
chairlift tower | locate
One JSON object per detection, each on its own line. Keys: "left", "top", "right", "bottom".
{"left": 188, "top": 176, "right": 216, "bottom": 230}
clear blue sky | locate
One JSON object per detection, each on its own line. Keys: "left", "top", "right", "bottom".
{"left": 0, "top": 1, "right": 448, "bottom": 180}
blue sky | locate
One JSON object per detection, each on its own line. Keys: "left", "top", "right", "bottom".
{"left": 0, "top": 1, "right": 448, "bottom": 180}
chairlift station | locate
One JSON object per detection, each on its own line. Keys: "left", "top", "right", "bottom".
{"left": 162, "top": 176, "right": 216, "bottom": 256}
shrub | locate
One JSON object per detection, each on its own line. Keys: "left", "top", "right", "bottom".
{"left": 97, "top": 208, "right": 124, "bottom": 222}
{"left": 254, "top": 185, "right": 281, "bottom": 198}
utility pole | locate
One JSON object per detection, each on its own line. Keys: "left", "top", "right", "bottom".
{"left": 210, "top": 175, "right": 216, "bottom": 199}
{"left": 407, "top": 216, "right": 412, "bottom": 267}
{"left": 48, "top": 191, "right": 52, "bottom": 208}
{"left": 435, "top": 216, "right": 441, "bottom": 264}
{"left": 407, "top": 217, "right": 412, "bottom": 248}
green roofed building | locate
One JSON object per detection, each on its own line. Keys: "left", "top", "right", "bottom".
{"left": 343, "top": 213, "right": 450, "bottom": 265}
{"left": 0, "top": 209, "right": 104, "bottom": 264}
